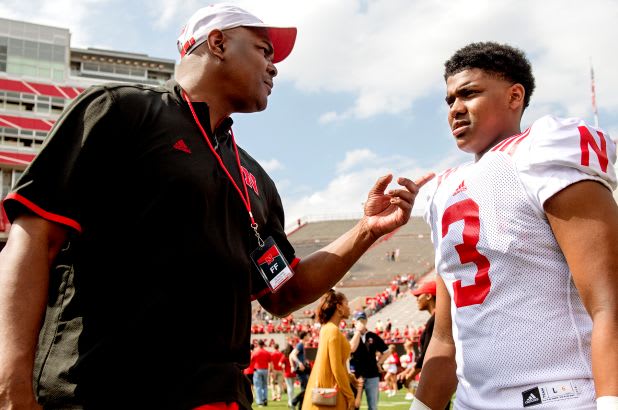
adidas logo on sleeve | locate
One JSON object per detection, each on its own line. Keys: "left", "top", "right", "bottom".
{"left": 522, "top": 387, "right": 542, "bottom": 407}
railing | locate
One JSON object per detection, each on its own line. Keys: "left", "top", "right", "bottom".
{"left": 284, "top": 212, "right": 362, "bottom": 234}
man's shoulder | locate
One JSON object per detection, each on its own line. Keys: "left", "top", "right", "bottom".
{"left": 94, "top": 81, "right": 175, "bottom": 102}
{"left": 365, "top": 331, "right": 382, "bottom": 339}
{"left": 511, "top": 114, "right": 616, "bottom": 189}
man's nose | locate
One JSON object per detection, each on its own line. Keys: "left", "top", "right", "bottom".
{"left": 450, "top": 98, "right": 467, "bottom": 120}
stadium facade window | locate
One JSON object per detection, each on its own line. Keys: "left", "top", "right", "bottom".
{"left": 79, "top": 60, "right": 148, "bottom": 81}
{"left": 0, "top": 92, "right": 65, "bottom": 115}
{"left": 2, "top": 34, "right": 67, "bottom": 81}
{"left": 0, "top": 44, "right": 6, "bottom": 73}
{"left": 52, "top": 68, "right": 64, "bottom": 81}
{"left": 1, "top": 170, "right": 9, "bottom": 198}
{"left": 0, "top": 169, "right": 25, "bottom": 197}
{"left": 52, "top": 45, "right": 65, "bottom": 63}
{"left": 0, "top": 126, "right": 47, "bottom": 149}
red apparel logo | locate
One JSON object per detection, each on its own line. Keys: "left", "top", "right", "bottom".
{"left": 258, "top": 246, "right": 279, "bottom": 266}
{"left": 453, "top": 180, "right": 467, "bottom": 195}
{"left": 173, "top": 139, "right": 191, "bottom": 154}
{"left": 241, "top": 166, "right": 259, "bottom": 196}
{"left": 265, "top": 254, "right": 275, "bottom": 265}
{"left": 578, "top": 125, "right": 609, "bottom": 172}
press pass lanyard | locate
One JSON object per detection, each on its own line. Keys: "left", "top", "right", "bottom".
{"left": 183, "top": 90, "right": 265, "bottom": 248}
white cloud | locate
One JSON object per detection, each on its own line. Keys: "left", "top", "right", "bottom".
{"left": 237, "top": 0, "right": 618, "bottom": 129}
{"left": 7, "top": 0, "right": 617, "bottom": 129}
{"left": 336, "top": 149, "right": 377, "bottom": 172}
{"left": 147, "top": 0, "right": 203, "bottom": 29}
{"left": 281, "top": 148, "right": 466, "bottom": 227}
{"left": 319, "top": 111, "right": 346, "bottom": 124}
{"left": 4, "top": 0, "right": 616, "bottom": 223}
{"left": 259, "top": 158, "right": 284, "bottom": 173}
{"left": 0, "top": 0, "right": 111, "bottom": 48}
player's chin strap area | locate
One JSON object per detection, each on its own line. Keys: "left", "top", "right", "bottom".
{"left": 597, "top": 396, "right": 618, "bottom": 410}
{"left": 409, "top": 397, "right": 431, "bottom": 410}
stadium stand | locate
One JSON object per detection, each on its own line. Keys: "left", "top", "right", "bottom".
{"left": 289, "top": 217, "right": 434, "bottom": 287}
{"left": 251, "top": 217, "right": 437, "bottom": 350}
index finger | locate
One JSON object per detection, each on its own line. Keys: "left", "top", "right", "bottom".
{"left": 397, "top": 172, "right": 435, "bottom": 192}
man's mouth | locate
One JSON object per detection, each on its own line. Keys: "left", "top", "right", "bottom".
{"left": 452, "top": 121, "right": 470, "bottom": 137}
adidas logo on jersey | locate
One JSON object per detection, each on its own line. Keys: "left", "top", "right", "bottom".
{"left": 452, "top": 180, "right": 467, "bottom": 196}
{"left": 522, "top": 387, "right": 542, "bottom": 407}
{"left": 173, "top": 138, "right": 191, "bottom": 154}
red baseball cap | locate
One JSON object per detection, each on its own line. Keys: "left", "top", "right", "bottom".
{"left": 177, "top": 3, "right": 297, "bottom": 63}
{"left": 411, "top": 281, "right": 437, "bottom": 296}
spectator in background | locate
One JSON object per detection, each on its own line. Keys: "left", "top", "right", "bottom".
{"left": 405, "top": 281, "right": 449, "bottom": 409}
{"left": 290, "top": 331, "right": 312, "bottom": 409}
{"left": 252, "top": 339, "right": 272, "bottom": 406}
{"left": 385, "top": 318, "right": 392, "bottom": 333}
{"left": 301, "top": 289, "right": 355, "bottom": 410}
{"left": 281, "top": 345, "right": 296, "bottom": 409}
{"left": 383, "top": 344, "right": 400, "bottom": 397}
{"left": 349, "top": 312, "right": 391, "bottom": 410}
{"left": 397, "top": 339, "right": 416, "bottom": 400}
{"left": 270, "top": 343, "right": 285, "bottom": 402}
{"left": 375, "top": 319, "right": 384, "bottom": 334}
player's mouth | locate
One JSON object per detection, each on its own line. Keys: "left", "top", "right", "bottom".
{"left": 452, "top": 121, "right": 470, "bottom": 137}
{"left": 264, "top": 80, "right": 273, "bottom": 95}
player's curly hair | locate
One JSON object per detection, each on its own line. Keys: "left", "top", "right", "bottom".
{"left": 444, "top": 41, "right": 536, "bottom": 109}
{"left": 316, "top": 289, "right": 347, "bottom": 324}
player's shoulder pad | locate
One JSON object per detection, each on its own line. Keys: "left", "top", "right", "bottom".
{"left": 516, "top": 114, "right": 617, "bottom": 190}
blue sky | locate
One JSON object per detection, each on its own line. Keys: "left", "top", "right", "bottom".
{"left": 3, "top": 0, "right": 617, "bottom": 228}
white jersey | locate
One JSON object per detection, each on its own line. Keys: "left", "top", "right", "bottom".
{"left": 423, "top": 115, "right": 617, "bottom": 410}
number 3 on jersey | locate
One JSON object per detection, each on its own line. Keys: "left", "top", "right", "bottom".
{"left": 442, "top": 198, "right": 491, "bottom": 308}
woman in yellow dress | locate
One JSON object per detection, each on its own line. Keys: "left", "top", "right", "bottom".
{"left": 302, "top": 290, "right": 355, "bottom": 410}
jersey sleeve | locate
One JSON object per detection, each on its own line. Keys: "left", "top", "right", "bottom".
{"left": 516, "top": 115, "right": 617, "bottom": 216}
{"left": 421, "top": 176, "right": 439, "bottom": 228}
{"left": 2, "top": 86, "right": 118, "bottom": 232}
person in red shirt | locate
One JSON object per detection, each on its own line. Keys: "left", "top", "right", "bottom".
{"left": 270, "top": 344, "right": 285, "bottom": 401}
{"left": 281, "top": 345, "right": 297, "bottom": 408}
{"left": 244, "top": 344, "right": 256, "bottom": 399}
{"left": 252, "top": 340, "right": 272, "bottom": 406}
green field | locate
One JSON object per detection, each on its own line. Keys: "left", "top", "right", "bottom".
{"left": 250, "top": 389, "right": 444, "bottom": 410}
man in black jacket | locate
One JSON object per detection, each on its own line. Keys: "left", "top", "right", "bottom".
{"left": 349, "top": 312, "right": 390, "bottom": 410}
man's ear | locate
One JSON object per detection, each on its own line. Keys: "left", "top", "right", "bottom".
{"left": 207, "top": 29, "right": 225, "bottom": 59}
{"left": 509, "top": 83, "right": 525, "bottom": 111}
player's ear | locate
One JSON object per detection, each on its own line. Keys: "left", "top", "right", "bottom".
{"left": 508, "top": 83, "right": 525, "bottom": 111}
{"left": 207, "top": 29, "right": 225, "bottom": 59}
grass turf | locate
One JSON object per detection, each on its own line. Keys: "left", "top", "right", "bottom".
{"left": 250, "top": 388, "right": 443, "bottom": 410}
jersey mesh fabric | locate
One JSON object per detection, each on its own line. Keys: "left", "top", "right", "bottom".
{"left": 424, "top": 115, "right": 616, "bottom": 410}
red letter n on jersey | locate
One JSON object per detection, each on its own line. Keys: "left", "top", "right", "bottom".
{"left": 578, "top": 125, "right": 609, "bottom": 173}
